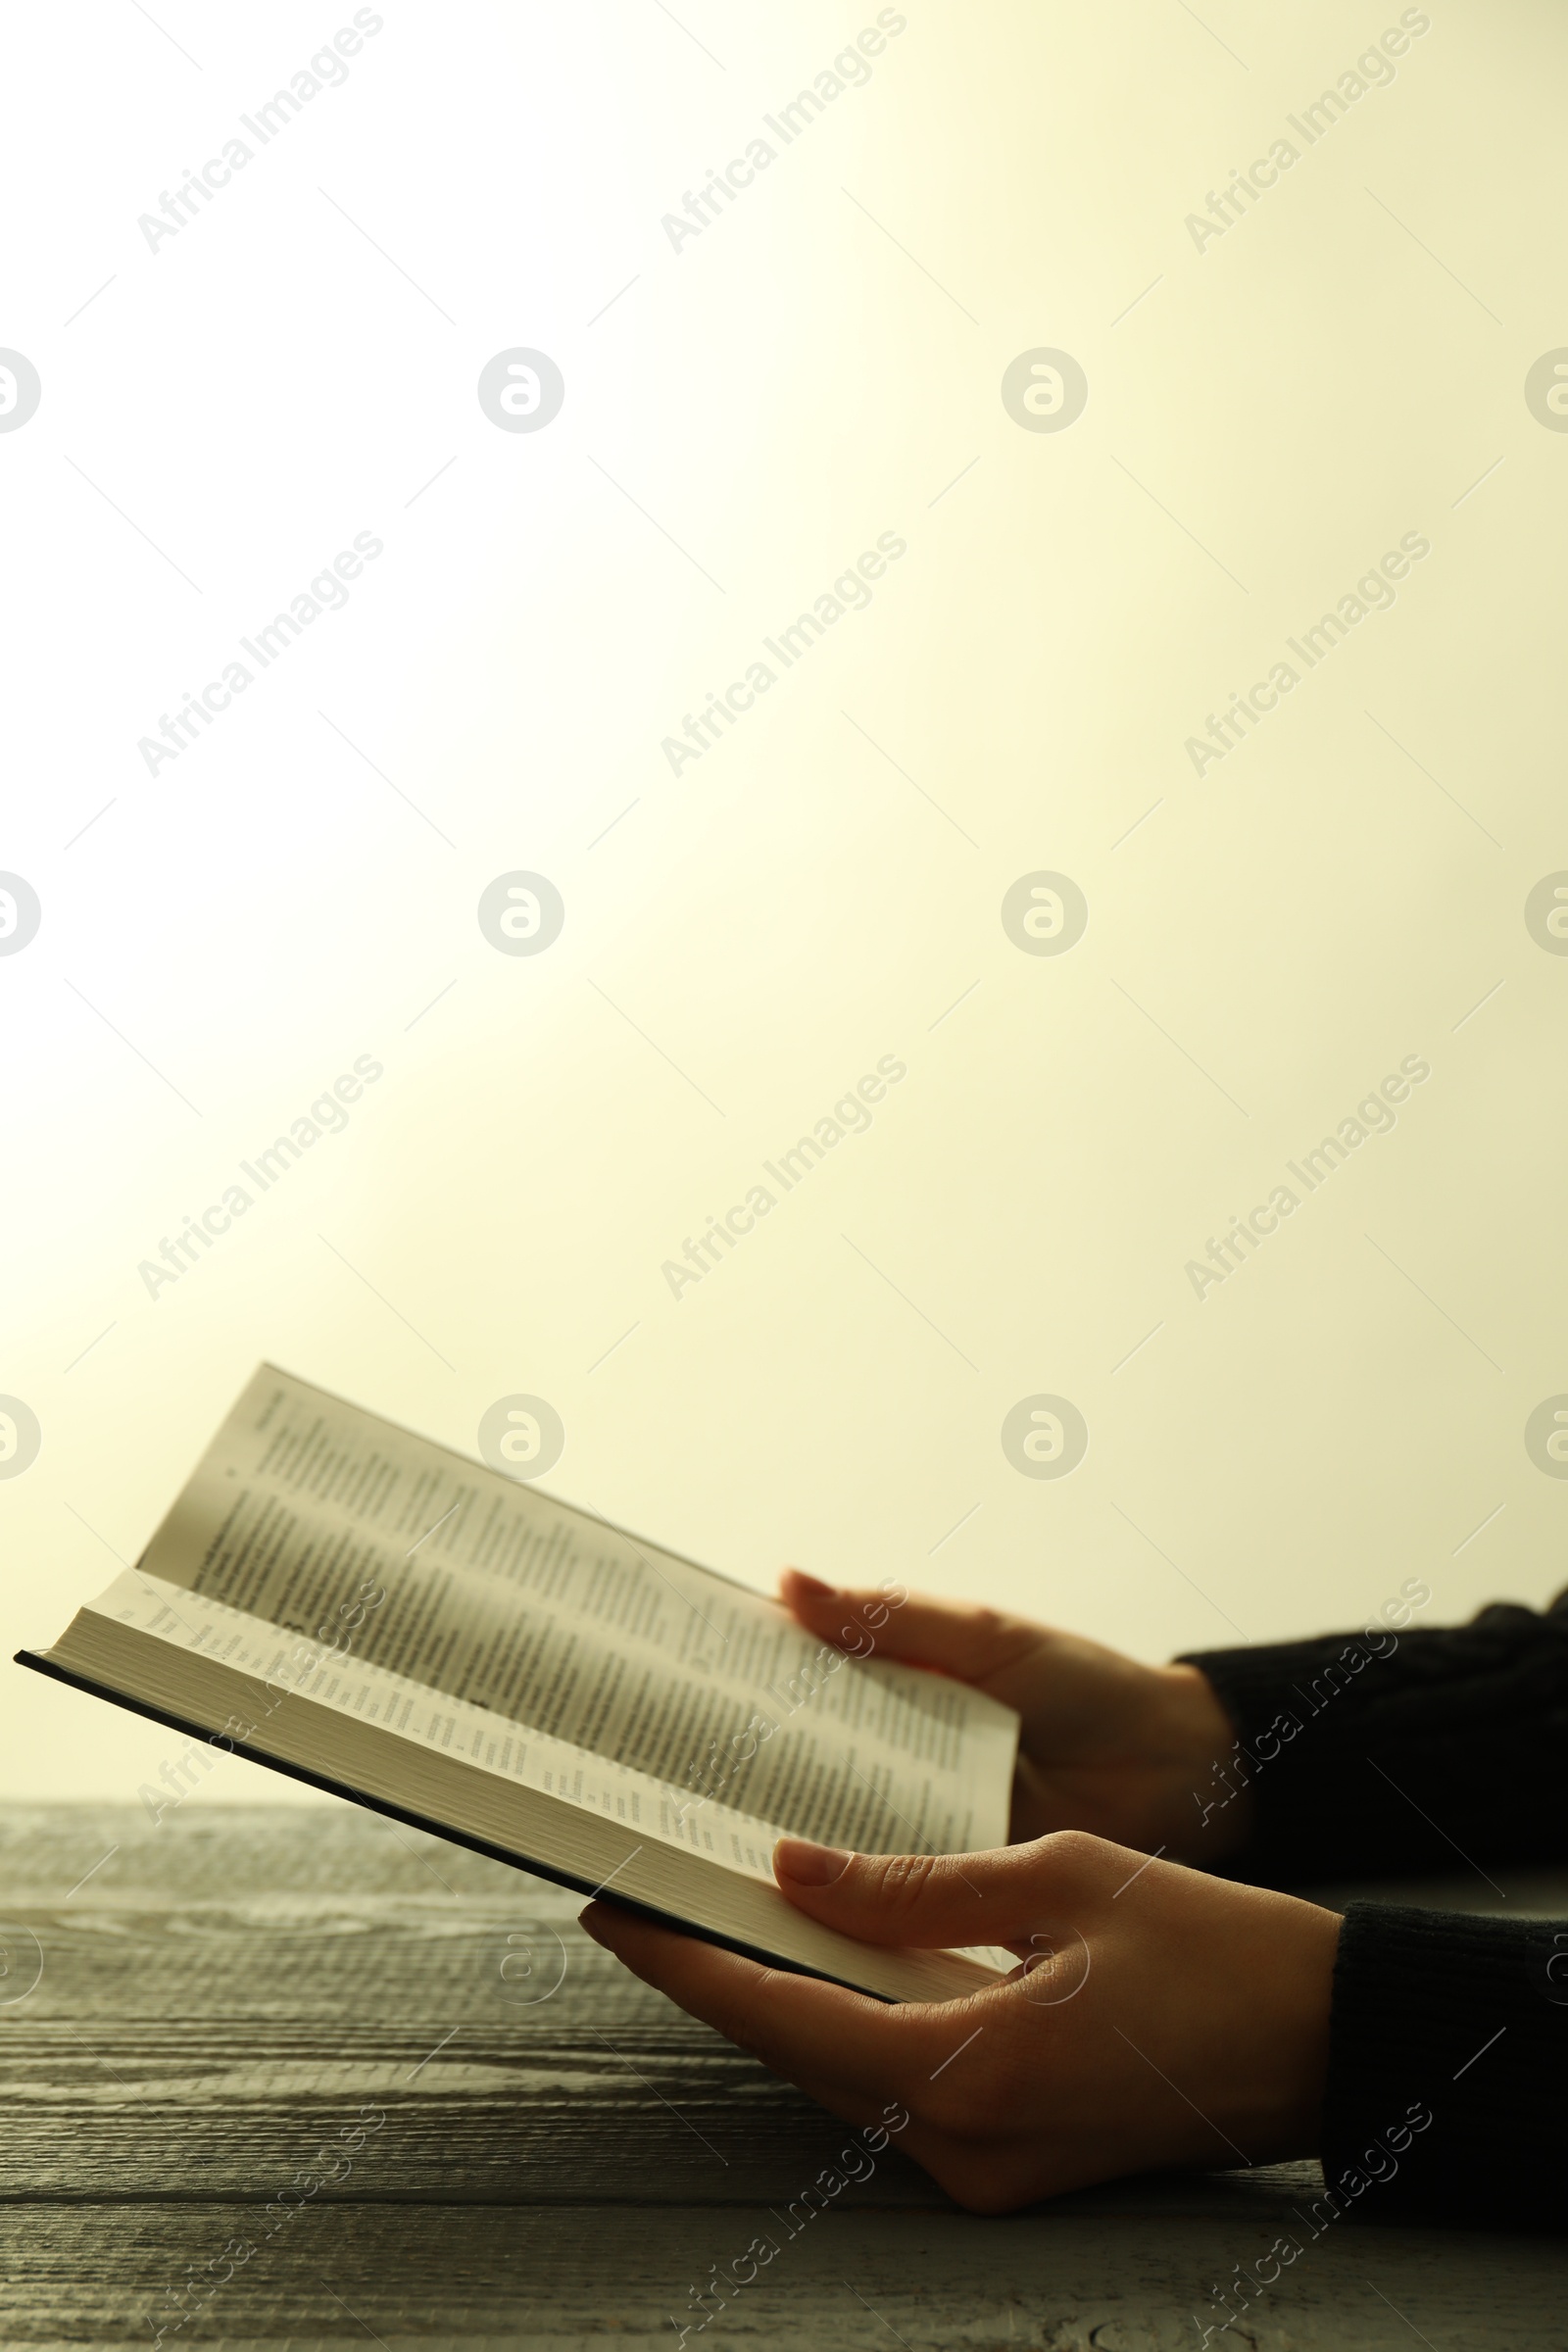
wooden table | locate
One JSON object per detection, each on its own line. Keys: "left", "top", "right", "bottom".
{"left": 2, "top": 1805, "right": 1564, "bottom": 2349}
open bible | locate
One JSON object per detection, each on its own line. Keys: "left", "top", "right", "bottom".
{"left": 18, "top": 1367, "right": 1019, "bottom": 2002}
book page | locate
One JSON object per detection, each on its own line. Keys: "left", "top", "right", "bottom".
{"left": 53, "top": 1570, "right": 1017, "bottom": 2000}
{"left": 136, "top": 1366, "right": 1018, "bottom": 1854}
{"left": 79, "top": 1568, "right": 796, "bottom": 1882}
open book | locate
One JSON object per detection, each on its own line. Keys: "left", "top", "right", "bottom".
{"left": 18, "top": 1367, "right": 1019, "bottom": 2003}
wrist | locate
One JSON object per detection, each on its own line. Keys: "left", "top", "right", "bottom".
{"left": 1153, "top": 1662, "right": 1257, "bottom": 1862}
{"left": 1226, "top": 1892, "right": 1341, "bottom": 2157}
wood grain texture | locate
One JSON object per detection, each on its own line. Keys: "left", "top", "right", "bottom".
{"left": 5, "top": 2201, "right": 1568, "bottom": 2351}
{"left": 1, "top": 1805, "right": 1565, "bottom": 2348}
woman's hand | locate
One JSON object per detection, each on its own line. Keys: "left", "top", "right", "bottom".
{"left": 581, "top": 1831, "right": 1340, "bottom": 2213}
{"left": 780, "top": 1569, "right": 1253, "bottom": 1864}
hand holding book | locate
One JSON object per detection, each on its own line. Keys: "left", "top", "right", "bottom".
{"left": 584, "top": 1569, "right": 1338, "bottom": 2213}
{"left": 583, "top": 1821, "right": 1340, "bottom": 2213}
{"left": 776, "top": 1568, "right": 1255, "bottom": 1862}
{"left": 20, "top": 1367, "right": 1343, "bottom": 2210}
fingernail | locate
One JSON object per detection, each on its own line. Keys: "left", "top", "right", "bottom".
{"left": 577, "top": 1904, "right": 608, "bottom": 1944}
{"left": 785, "top": 1570, "right": 834, "bottom": 1598}
{"left": 774, "top": 1838, "right": 851, "bottom": 1886}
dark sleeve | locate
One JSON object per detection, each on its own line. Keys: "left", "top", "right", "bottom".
{"left": 1315, "top": 1903, "right": 1568, "bottom": 2230}
{"left": 1178, "top": 1591, "right": 1568, "bottom": 1881}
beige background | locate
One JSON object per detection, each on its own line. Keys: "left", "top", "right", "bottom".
{"left": 2, "top": 0, "right": 1564, "bottom": 1802}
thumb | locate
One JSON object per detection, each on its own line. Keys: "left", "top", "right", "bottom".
{"left": 777, "top": 1569, "right": 1046, "bottom": 1690}
{"left": 773, "top": 1835, "right": 1081, "bottom": 1948}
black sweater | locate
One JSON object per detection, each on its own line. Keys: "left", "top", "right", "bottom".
{"left": 1183, "top": 1592, "right": 1568, "bottom": 2228}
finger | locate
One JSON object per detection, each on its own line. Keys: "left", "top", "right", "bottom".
{"left": 578, "top": 1899, "right": 926, "bottom": 2099}
{"left": 772, "top": 1832, "right": 1113, "bottom": 1948}
{"left": 580, "top": 1907, "right": 975, "bottom": 2184}
{"left": 777, "top": 1570, "right": 1048, "bottom": 1690}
